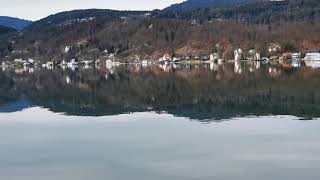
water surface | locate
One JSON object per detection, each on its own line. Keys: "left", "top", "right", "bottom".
{"left": 1, "top": 62, "right": 320, "bottom": 180}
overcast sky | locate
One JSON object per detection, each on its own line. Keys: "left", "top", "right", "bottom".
{"left": 0, "top": 0, "right": 184, "bottom": 21}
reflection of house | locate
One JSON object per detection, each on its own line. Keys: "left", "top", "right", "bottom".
{"left": 269, "top": 67, "right": 281, "bottom": 77}
{"left": 254, "top": 61, "right": 261, "bottom": 69}
{"left": 305, "top": 61, "right": 320, "bottom": 69}
{"left": 291, "top": 60, "right": 301, "bottom": 68}
{"left": 65, "top": 76, "right": 71, "bottom": 84}
{"left": 234, "top": 60, "right": 242, "bottom": 74}
{"left": 159, "top": 64, "right": 171, "bottom": 72}
{"left": 209, "top": 62, "right": 219, "bottom": 71}
{"left": 304, "top": 52, "right": 320, "bottom": 68}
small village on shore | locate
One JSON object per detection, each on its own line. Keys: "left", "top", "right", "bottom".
{"left": 1, "top": 42, "right": 320, "bottom": 74}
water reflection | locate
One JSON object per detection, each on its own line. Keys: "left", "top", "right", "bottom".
{"left": 1, "top": 110, "right": 319, "bottom": 180}
{"left": 1, "top": 61, "right": 320, "bottom": 120}
{"left": 305, "top": 60, "right": 320, "bottom": 69}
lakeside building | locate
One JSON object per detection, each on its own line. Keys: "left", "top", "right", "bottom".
{"left": 159, "top": 53, "right": 172, "bottom": 61}
{"left": 210, "top": 53, "right": 219, "bottom": 61}
{"left": 234, "top": 48, "right": 243, "bottom": 61}
{"left": 304, "top": 52, "right": 320, "bottom": 61}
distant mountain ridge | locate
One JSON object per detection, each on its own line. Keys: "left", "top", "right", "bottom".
{"left": 158, "top": 0, "right": 319, "bottom": 24}
{"left": 30, "top": 9, "right": 149, "bottom": 29}
{"left": 165, "top": 0, "right": 250, "bottom": 10}
{"left": 0, "top": 16, "right": 32, "bottom": 30}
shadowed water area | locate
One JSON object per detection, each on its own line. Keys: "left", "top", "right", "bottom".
{"left": 0, "top": 61, "right": 320, "bottom": 180}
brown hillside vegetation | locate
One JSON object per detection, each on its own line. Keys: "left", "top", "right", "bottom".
{"left": 5, "top": 17, "right": 319, "bottom": 61}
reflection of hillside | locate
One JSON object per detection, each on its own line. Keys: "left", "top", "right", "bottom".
{"left": 0, "top": 72, "right": 19, "bottom": 106}
{"left": 0, "top": 98, "right": 32, "bottom": 113}
{"left": 1, "top": 63, "right": 320, "bottom": 120}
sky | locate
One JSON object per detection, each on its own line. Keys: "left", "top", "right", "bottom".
{"left": 0, "top": 0, "right": 184, "bottom": 21}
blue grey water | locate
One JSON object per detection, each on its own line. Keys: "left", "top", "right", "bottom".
{"left": 0, "top": 107, "right": 319, "bottom": 180}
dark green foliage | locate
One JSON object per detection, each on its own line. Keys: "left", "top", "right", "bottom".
{"left": 283, "top": 42, "right": 297, "bottom": 52}
{"left": 165, "top": 0, "right": 249, "bottom": 11}
{"left": 0, "top": 26, "right": 16, "bottom": 58}
{"left": 0, "top": 25, "right": 16, "bottom": 35}
{"left": 159, "top": 0, "right": 320, "bottom": 24}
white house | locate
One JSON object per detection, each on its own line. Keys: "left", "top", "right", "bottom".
{"left": 83, "top": 60, "right": 93, "bottom": 65}
{"left": 64, "top": 46, "right": 71, "bottom": 53}
{"left": 159, "top": 53, "right": 172, "bottom": 61}
{"left": 210, "top": 53, "right": 219, "bottom": 61}
{"left": 304, "top": 52, "right": 320, "bottom": 61}
{"left": 67, "top": 59, "right": 78, "bottom": 70}
{"left": 234, "top": 48, "right": 243, "bottom": 61}
{"left": 28, "top": 58, "right": 35, "bottom": 64}
{"left": 292, "top": 53, "right": 301, "bottom": 59}
{"left": 304, "top": 53, "right": 320, "bottom": 69}
{"left": 249, "top": 49, "right": 256, "bottom": 54}
{"left": 61, "top": 60, "right": 67, "bottom": 66}
{"left": 173, "top": 57, "right": 181, "bottom": 62}
{"left": 14, "top": 58, "right": 24, "bottom": 64}
{"left": 255, "top": 53, "right": 261, "bottom": 61}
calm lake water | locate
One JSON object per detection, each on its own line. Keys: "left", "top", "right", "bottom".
{"left": 1, "top": 61, "right": 320, "bottom": 180}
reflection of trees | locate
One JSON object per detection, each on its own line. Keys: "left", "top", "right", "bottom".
{"left": 0, "top": 72, "right": 18, "bottom": 105}
{"left": 1, "top": 64, "right": 320, "bottom": 120}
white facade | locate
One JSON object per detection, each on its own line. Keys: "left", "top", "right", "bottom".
{"left": 210, "top": 53, "right": 218, "bottom": 61}
{"left": 292, "top": 53, "right": 301, "bottom": 59}
{"left": 234, "top": 48, "right": 243, "bottom": 61}
{"left": 304, "top": 53, "right": 320, "bottom": 61}
{"left": 64, "top": 46, "right": 71, "bottom": 53}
